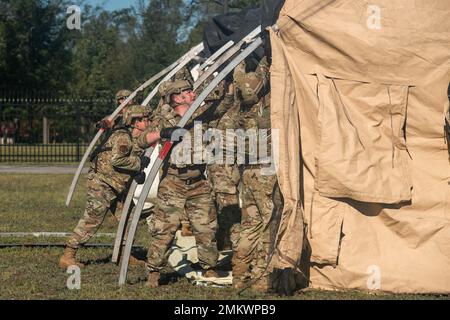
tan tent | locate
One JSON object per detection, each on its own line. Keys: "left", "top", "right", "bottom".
{"left": 270, "top": 0, "right": 450, "bottom": 293}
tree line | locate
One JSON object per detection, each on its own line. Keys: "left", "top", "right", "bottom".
{"left": 0, "top": 0, "right": 258, "bottom": 143}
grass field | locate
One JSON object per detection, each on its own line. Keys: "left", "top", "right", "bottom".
{"left": 0, "top": 174, "right": 448, "bottom": 300}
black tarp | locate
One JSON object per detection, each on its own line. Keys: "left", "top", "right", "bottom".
{"left": 202, "top": 0, "right": 285, "bottom": 59}
{"left": 261, "top": 0, "right": 285, "bottom": 29}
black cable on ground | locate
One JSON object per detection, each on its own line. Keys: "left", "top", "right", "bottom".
{"left": 0, "top": 243, "right": 143, "bottom": 248}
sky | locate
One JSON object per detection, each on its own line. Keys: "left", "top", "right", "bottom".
{"left": 83, "top": 0, "right": 194, "bottom": 41}
{"left": 84, "top": 0, "right": 138, "bottom": 11}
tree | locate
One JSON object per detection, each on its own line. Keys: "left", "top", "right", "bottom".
{"left": 64, "top": 5, "right": 140, "bottom": 140}
{"left": 69, "top": 6, "right": 137, "bottom": 97}
{"left": 135, "top": 1, "right": 187, "bottom": 79}
{"left": 0, "top": 22, "right": 6, "bottom": 74}
{"left": 0, "top": 0, "right": 264, "bottom": 142}
{"left": 184, "top": 0, "right": 259, "bottom": 16}
{"left": 0, "top": 0, "right": 73, "bottom": 90}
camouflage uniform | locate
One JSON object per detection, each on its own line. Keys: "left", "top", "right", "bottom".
{"left": 96, "top": 89, "right": 133, "bottom": 130}
{"left": 232, "top": 57, "right": 278, "bottom": 289}
{"left": 174, "top": 66, "right": 195, "bottom": 86}
{"left": 116, "top": 89, "right": 132, "bottom": 102}
{"left": 203, "top": 82, "right": 242, "bottom": 251}
{"left": 138, "top": 80, "right": 234, "bottom": 272}
{"left": 147, "top": 69, "right": 208, "bottom": 237}
{"left": 66, "top": 106, "right": 149, "bottom": 250}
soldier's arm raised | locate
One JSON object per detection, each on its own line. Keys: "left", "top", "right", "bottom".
{"left": 213, "top": 83, "right": 235, "bottom": 119}
{"left": 139, "top": 127, "right": 182, "bottom": 148}
{"left": 137, "top": 122, "right": 162, "bottom": 149}
{"left": 136, "top": 128, "right": 159, "bottom": 149}
{"left": 137, "top": 116, "right": 181, "bottom": 149}
{"left": 191, "top": 82, "right": 235, "bottom": 123}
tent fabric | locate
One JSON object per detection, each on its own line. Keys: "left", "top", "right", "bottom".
{"left": 270, "top": 0, "right": 450, "bottom": 293}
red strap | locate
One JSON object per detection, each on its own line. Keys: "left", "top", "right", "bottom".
{"left": 159, "top": 141, "right": 173, "bottom": 160}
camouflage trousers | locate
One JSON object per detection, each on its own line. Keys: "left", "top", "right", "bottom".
{"left": 67, "top": 173, "right": 128, "bottom": 249}
{"left": 233, "top": 167, "right": 277, "bottom": 281}
{"left": 207, "top": 164, "right": 241, "bottom": 251}
{"left": 146, "top": 173, "right": 219, "bottom": 272}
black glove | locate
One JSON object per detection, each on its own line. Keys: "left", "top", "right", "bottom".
{"left": 134, "top": 171, "right": 146, "bottom": 185}
{"left": 160, "top": 126, "right": 185, "bottom": 140}
{"left": 96, "top": 119, "right": 113, "bottom": 130}
{"left": 224, "top": 71, "right": 234, "bottom": 83}
{"left": 140, "top": 155, "right": 151, "bottom": 169}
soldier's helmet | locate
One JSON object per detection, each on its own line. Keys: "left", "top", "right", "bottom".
{"left": 174, "top": 66, "right": 194, "bottom": 87}
{"left": 123, "top": 105, "right": 151, "bottom": 126}
{"left": 159, "top": 80, "right": 193, "bottom": 105}
{"left": 233, "top": 57, "right": 269, "bottom": 106}
{"left": 115, "top": 89, "right": 132, "bottom": 103}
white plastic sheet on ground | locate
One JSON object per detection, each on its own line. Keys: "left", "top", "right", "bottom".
{"left": 168, "top": 231, "right": 233, "bottom": 286}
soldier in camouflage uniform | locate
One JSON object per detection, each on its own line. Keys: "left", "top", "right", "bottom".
{"left": 59, "top": 105, "right": 151, "bottom": 269}
{"left": 137, "top": 79, "right": 234, "bottom": 287}
{"left": 202, "top": 80, "right": 242, "bottom": 251}
{"left": 231, "top": 56, "right": 278, "bottom": 292}
{"left": 98, "top": 90, "right": 138, "bottom": 225}
{"left": 150, "top": 68, "right": 195, "bottom": 238}
{"left": 116, "top": 89, "right": 133, "bottom": 106}
{"left": 97, "top": 89, "right": 134, "bottom": 130}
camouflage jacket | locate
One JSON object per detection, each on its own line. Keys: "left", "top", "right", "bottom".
{"left": 234, "top": 57, "right": 272, "bottom": 161}
{"left": 137, "top": 93, "right": 234, "bottom": 169}
{"left": 90, "top": 127, "right": 143, "bottom": 193}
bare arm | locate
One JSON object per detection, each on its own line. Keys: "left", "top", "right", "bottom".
{"left": 137, "top": 127, "right": 161, "bottom": 149}
{"left": 144, "top": 130, "right": 161, "bottom": 146}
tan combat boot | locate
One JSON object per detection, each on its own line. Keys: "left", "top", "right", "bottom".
{"left": 202, "top": 269, "right": 221, "bottom": 278}
{"left": 118, "top": 254, "right": 145, "bottom": 267}
{"left": 146, "top": 272, "right": 160, "bottom": 288}
{"left": 59, "top": 247, "right": 84, "bottom": 269}
{"left": 128, "top": 255, "right": 146, "bottom": 267}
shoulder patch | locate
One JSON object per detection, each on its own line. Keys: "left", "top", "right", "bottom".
{"left": 114, "top": 132, "right": 132, "bottom": 155}
{"left": 119, "top": 144, "right": 130, "bottom": 154}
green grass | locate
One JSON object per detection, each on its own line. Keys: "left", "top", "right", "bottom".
{"left": 0, "top": 174, "right": 448, "bottom": 300}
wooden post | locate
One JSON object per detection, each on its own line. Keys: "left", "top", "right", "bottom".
{"left": 76, "top": 101, "right": 81, "bottom": 162}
